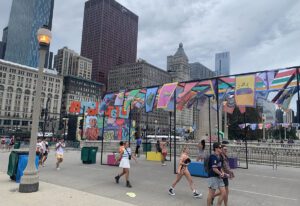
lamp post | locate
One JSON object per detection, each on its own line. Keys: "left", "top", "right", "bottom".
{"left": 19, "top": 26, "right": 52, "bottom": 193}
{"left": 63, "top": 117, "right": 68, "bottom": 140}
{"left": 154, "top": 119, "right": 158, "bottom": 139}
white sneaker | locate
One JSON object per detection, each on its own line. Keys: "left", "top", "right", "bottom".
{"left": 193, "top": 190, "right": 203, "bottom": 198}
{"left": 168, "top": 187, "right": 175, "bottom": 196}
{"left": 56, "top": 167, "right": 60, "bottom": 170}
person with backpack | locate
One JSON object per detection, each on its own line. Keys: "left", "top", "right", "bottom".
{"left": 206, "top": 142, "right": 226, "bottom": 206}
{"left": 168, "top": 146, "right": 202, "bottom": 198}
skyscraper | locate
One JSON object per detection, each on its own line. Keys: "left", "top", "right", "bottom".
{"left": 4, "top": 0, "right": 54, "bottom": 68}
{"left": 0, "top": 27, "right": 8, "bottom": 59}
{"left": 81, "top": 0, "right": 138, "bottom": 87}
{"left": 215, "top": 51, "right": 230, "bottom": 76}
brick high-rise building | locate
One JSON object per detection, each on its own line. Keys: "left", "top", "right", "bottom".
{"left": 81, "top": 0, "right": 138, "bottom": 87}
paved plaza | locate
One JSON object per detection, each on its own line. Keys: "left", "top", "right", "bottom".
{"left": 0, "top": 150, "right": 299, "bottom": 206}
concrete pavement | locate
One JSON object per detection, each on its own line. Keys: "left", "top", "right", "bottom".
{"left": 0, "top": 150, "right": 299, "bottom": 206}
{"left": 0, "top": 172, "right": 136, "bottom": 206}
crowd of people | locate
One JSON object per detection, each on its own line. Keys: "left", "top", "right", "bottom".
{"left": 4, "top": 131, "right": 234, "bottom": 205}
{"left": 112, "top": 133, "right": 235, "bottom": 205}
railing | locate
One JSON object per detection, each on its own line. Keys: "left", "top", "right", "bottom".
{"left": 80, "top": 141, "right": 300, "bottom": 168}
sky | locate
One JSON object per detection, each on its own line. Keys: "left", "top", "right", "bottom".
{"left": 1, "top": 0, "right": 300, "bottom": 74}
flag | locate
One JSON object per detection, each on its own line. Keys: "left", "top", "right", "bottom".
{"left": 145, "top": 87, "right": 158, "bottom": 113}
{"left": 69, "top": 101, "right": 81, "bottom": 113}
{"left": 114, "top": 90, "right": 125, "bottom": 106}
{"left": 258, "top": 71, "right": 276, "bottom": 90}
{"left": 271, "top": 71, "right": 295, "bottom": 103}
{"left": 157, "top": 82, "right": 178, "bottom": 109}
{"left": 235, "top": 75, "right": 256, "bottom": 107}
{"left": 124, "top": 89, "right": 140, "bottom": 110}
{"left": 100, "top": 93, "right": 115, "bottom": 115}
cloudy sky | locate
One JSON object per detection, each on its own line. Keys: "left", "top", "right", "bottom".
{"left": 1, "top": 0, "right": 300, "bottom": 75}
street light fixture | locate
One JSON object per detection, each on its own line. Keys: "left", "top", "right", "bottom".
{"left": 154, "top": 120, "right": 158, "bottom": 139}
{"left": 19, "top": 26, "right": 52, "bottom": 193}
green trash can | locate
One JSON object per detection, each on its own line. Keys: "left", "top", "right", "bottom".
{"left": 143, "top": 143, "right": 152, "bottom": 152}
{"left": 89, "top": 147, "right": 98, "bottom": 164}
{"left": 81, "top": 147, "right": 90, "bottom": 163}
{"left": 14, "top": 142, "right": 21, "bottom": 149}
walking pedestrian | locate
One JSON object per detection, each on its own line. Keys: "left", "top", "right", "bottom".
{"left": 168, "top": 146, "right": 203, "bottom": 198}
{"left": 160, "top": 138, "right": 167, "bottom": 166}
{"left": 115, "top": 141, "right": 137, "bottom": 188}
{"left": 36, "top": 138, "right": 44, "bottom": 165}
{"left": 221, "top": 145, "right": 234, "bottom": 206}
{"left": 196, "top": 139, "right": 206, "bottom": 162}
{"left": 206, "top": 142, "right": 226, "bottom": 206}
{"left": 41, "top": 138, "right": 49, "bottom": 167}
{"left": 134, "top": 132, "right": 142, "bottom": 158}
{"left": 55, "top": 138, "right": 65, "bottom": 170}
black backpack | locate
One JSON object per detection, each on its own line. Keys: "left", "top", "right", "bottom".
{"left": 204, "top": 155, "right": 210, "bottom": 173}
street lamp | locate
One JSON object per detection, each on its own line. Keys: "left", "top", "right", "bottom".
{"left": 154, "top": 120, "right": 158, "bottom": 139}
{"left": 19, "top": 26, "right": 52, "bottom": 193}
{"left": 62, "top": 117, "right": 68, "bottom": 140}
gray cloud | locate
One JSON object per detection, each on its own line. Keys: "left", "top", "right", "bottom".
{"left": 1, "top": 0, "right": 300, "bottom": 75}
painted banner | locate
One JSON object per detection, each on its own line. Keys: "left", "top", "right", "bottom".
{"left": 100, "top": 93, "right": 115, "bottom": 115}
{"left": 235, "top": 75, "right": 256, "bottom": 107}
{"left": 124, "top": 89, "right": 140, "bottom": 110}
{"left": 114, "top": 90, "right": 125, "bottom": 106}
{"left": 69, "top": 101, "right": 81, "bottom": 113}
{"left": 84, "top": 115, "right": 100, "bottom": 140}
{"left": 157, "top": 82, "right": 178, "bottom": 109}
{"left": 145, "top": 87, "right": 158, "bottom": 112}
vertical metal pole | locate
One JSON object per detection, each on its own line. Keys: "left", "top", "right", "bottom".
{"left": 208, "top": 96, "right": 212, "bottom": 155}
{"left": 244, "top": 112, "right": 249, "bottom": 169}
{"left": 216, "top": 78, "right": 220, "bottom": 143}
{"left": 169, "top": 111, "right": 172, "bottom": 161}
{"left": 296, "top": 68, "right": 300, "bottom": 137}
{"left": 63, "top": 119, "right": 67, "bottom": 140}
{"left": 100, "top": 113, "right": 105, "bottom": 165}
{"left": 80, "top": 106, "right": 85, "bottom": 140}
{"left": 146, "top": 112, "right": 148, "bottom": 158}
{"left": 128, "top": 102, "right": 132, "bottom": 147}
{"left": 173, "top": 90, "right": 177, "bottom": 174}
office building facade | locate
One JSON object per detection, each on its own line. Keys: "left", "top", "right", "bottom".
{"left": 62, "top": 75, "right": 103, "bottom": 116}
{"left": 81, "top": 0, "right": 138, "bottom": 86}
{"left": 190, "top": 62, "right": 216, "bottom": 80}
{"left": 108, "top": 59, "right": 172, "bottom": 135}
{"left": 4, "top": 0, "right": 54, "bottom": 68}
{"left": 54, "top": 47, "right": 92, "bottom": 80}
{"left": 167, "top": 43, "right": 193, "bottom": 130}
{"left": 0, "top": 59, "right": 63, "bottom": 132}
{"left": 215, "top": 51, "right": 230, "bottom": 76}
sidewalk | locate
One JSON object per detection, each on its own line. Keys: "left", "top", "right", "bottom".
{"left": 0, "top": 172, "right": 136, "bottom": 206}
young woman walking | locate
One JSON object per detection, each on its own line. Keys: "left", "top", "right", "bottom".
{"left": 115, "top": 141, "right": 137, "bottom": 188}
{"left": 196, "top": 139, "right": 206, "bottom": 162}
{"left": 168, "top": 146, "right": 202, "bottom": 198}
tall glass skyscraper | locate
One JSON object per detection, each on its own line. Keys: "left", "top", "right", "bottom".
{"left": 4, "top": 0, "right": 54, "bottom": 68}
{"left": 215, "top": 51, "right": 230, "bottom": 76}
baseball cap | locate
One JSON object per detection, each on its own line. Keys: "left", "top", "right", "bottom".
{"left": 213, "top": 142, "right": 222, "bottom": 150}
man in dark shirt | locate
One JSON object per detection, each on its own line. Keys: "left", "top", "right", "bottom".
{"left": 207, "top": 142, "right": 226, "bottom": 206}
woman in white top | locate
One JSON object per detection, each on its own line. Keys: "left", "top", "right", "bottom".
{"left": 55, "top": 139, "right": 65, "bottom": 170}
{"left": 115, "top": 141, "right": 137, "bottom": 188}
